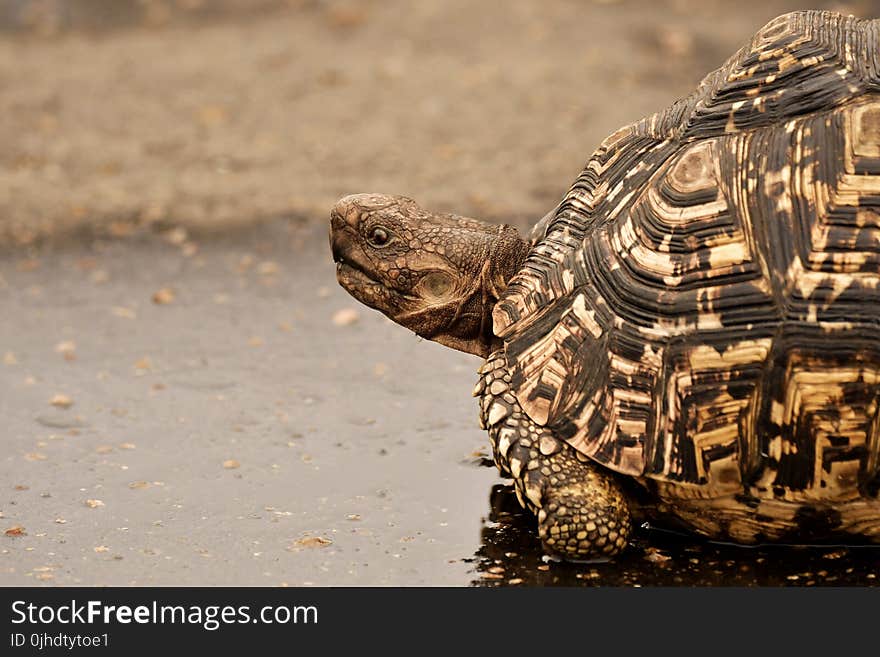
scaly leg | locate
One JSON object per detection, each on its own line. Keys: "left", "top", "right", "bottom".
{"left": 475, "top": 351, "right": 632, "bottom": 560}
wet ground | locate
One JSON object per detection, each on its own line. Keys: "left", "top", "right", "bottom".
{"left": 1, "top": 221, "right": 501, "bottom": 586}
{"left": 2, "top": 1, "right": 880, "bottom": 586}
{"left": 478, "top": 485, "right": 880, "bottom": 586}
{"left": 2, "top": 223, "right": 879, "bottom": 587}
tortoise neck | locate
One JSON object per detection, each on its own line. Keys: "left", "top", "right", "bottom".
{"left": 420, "top": 222, "right": 529, "bottom": 358}
{"left": 475, "top": 225, "right": 530, "bottom": 355}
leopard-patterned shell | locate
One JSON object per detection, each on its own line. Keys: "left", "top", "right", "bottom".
{"left": 492, "top": 10, "right": 880, "bottom": 504}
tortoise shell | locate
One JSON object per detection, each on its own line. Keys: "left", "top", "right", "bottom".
{"left": 492, "top": 10, "right": 880, "bottom": 502}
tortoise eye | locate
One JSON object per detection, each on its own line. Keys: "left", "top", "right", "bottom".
{"left": 368, "top": 226, "right": 391, "bottom": 247}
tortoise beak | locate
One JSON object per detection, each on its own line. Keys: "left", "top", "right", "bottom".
{"left": 329, "top": 204, "right": 353, "bottom": 265}
{"left": 329, "top": 203, "right": 373, "bottom": 278}
{"left": 329, "top": 224, "right": 346, "bottom": 265}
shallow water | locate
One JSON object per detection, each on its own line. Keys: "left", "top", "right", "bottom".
{"left": 473, "top": 484, "right": 880, "bottom": 586}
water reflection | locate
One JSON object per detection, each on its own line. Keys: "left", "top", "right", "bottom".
{"left": 470, "top": 484, "right": 880, "bottom": 587}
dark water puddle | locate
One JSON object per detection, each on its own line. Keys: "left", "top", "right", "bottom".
{"left": 470, "top": 484, "right": 880, "bottom": 587}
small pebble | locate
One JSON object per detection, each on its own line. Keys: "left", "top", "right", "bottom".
{"left": 112, "top": 306, "right": 137, "bottom": 319}
{"left": 49, "top": 394, "right": 73, "bottom": 409}
{"left": 257, "top": 261, "right": 279, "bottom": 275}
{"left": 152, "top": 288, "right": 176, "bottom": 305}
{"left": 133, "top": 357, "right": 152, "bottom": 371}
{"left": 164, "top": 227, "right": 188, "bottom": 245}
{"left": 288, "top": 537, "right": 332, "bottom": 550}
{"left": 332, "top": 308, "right": 360, "bottom": 326}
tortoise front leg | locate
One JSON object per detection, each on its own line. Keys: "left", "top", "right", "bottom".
{"left": 475, "top": 353, "right": 632, "bottom": 560}
{"left": 532, "top": 446, "right": 632, "bottom": 560}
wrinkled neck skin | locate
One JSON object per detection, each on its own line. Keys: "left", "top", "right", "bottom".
{"left": 392, "top": 224, "right": 524, "bottom": 355}
{"left": 329, "top": 194, "right": 531, "bottom": 358}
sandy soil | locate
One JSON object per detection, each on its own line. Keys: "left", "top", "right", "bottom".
{"left": 2, "top": 0, "right": 875, "bottom": 245}
{"left": 2, "top": 1, "right": 880, "bottom": 586}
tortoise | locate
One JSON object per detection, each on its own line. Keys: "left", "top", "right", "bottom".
{"left": 329, "top": 10, "right": 880, "bottom": 560}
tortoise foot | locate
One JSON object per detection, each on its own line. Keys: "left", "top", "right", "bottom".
{"left": 536, "top": 449, "right": 632, "bottom": 561}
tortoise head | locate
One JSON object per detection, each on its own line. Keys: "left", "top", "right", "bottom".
{"left": 330, "top": 194, "right": 530, "bottom": 357}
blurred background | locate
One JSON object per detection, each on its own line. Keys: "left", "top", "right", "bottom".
{"left": 2, "top": 0, "right": 879, "bottom": 246}
{"left": 2, "top": 1, "right": 880, "bottom": 587}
